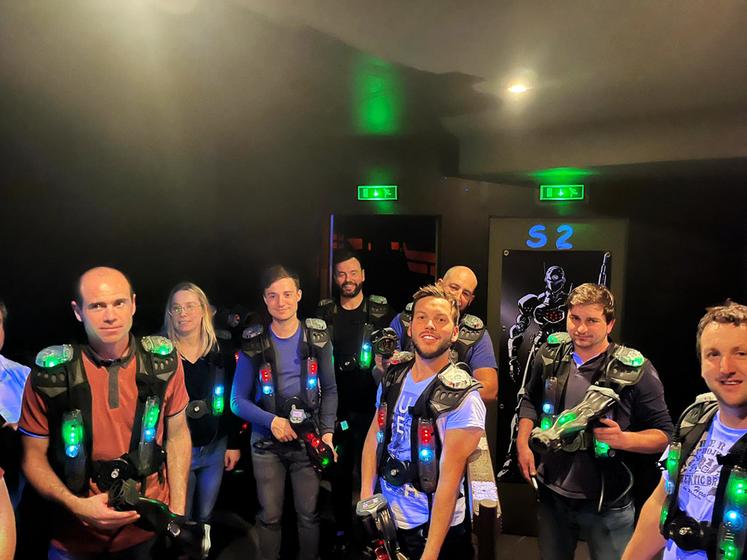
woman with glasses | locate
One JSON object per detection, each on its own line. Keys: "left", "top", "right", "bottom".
{"left": 163, "top": 282, "right": 242, "bottom": 524}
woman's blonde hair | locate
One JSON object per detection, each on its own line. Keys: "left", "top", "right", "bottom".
{"left": 163, "top": 282, "right": 218, "bottom": 358}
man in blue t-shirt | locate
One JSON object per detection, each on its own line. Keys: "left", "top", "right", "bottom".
{"left": 231, "top": 266, "right": 337, "bottom": 560}
{"left": 623, "top": 301, "right": 747, "bottom": 560}
{"left": 388, "top": 265, "right": 498, "bottom": 402}
{"left": 361, "top": 284, "right": 485, "bottom": 560}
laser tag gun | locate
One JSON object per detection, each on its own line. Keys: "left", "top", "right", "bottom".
{"left": 529, "top": 384, "right": 620, "bottom": 456}
{"left": 371, "top": 327, "right": 399, "bottom": 359}
{"left": 108, "top": 478, "right": 211, "bottom": 559}
{"left": 356, "top": 494, "right": 409, "bottom": 560}
{"left": 284, "top": 399, "right": 334, "bottom": 473}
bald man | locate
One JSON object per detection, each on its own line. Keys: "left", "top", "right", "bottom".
{"left": 388, "top": 266, "right": 498, "bottom": 401}
{"left": 19, "top": 267, "right": 191, "bottom": 559}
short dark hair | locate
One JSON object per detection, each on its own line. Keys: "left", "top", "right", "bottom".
{"left": 696, "top": 300, "right": 747, "bottom": 355}
{"left": 567, "top": 283, "right": 615, "bottom": 323}
{"left": 412, "top": 284, "right": 460, "bottom": 325}
{"left": 333, "top": 248, "right": 363, "bottom": 269}
{"left": 0, "top": 300, "right": 6, "bottom": 326}
{"left": 261, "top": 265, "right": 301, "bottom": 292}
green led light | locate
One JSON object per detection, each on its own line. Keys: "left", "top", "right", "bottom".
{"left": 594, "top": 439, "right": 611, "bottom": 458}
{"left": 659, "top": 506, "right": 669, "bottom": 526}
{"left": 726, "top": 472, "right": 747, "bottom": 505}
{"left": 36, "top": 345, "right": 74, "bottom": 368}
{"left": 321, "top": 457, "right": 330, "bottom": 467}
{"left": 539, "top": 184, "right": 585, "bottom": 201}
{"left": 666, "top": 445, "right": 681, "bottom": 476}
{"left": 540, "top": 416, "right": 553, "bottom": 431}
{"left": 358, "top": 185, "right": 398, "bottom": 201}
{"left": 557, "top": 412, "right": 577, "bottom": 426}
{"left": 721, "top": 541, "right": 739, "bottom": 560}
{"left": 144, "top": 398, "right": 160, "bottom": 429}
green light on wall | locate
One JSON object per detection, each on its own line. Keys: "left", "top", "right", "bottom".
{"left": 358, "top": 185, "right": 398, "bottom": 201}
{"left": 540, "top": 184, "right": 585, "bottom": 201}
{"left": 353, "top": 55, "right": 402, "bottom": 135}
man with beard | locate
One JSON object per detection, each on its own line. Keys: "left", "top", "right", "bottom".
{"left": 316, "top": 249, "right": 393, "bottom": 555}
{"left": 360, "top": 285, "right": 485, "bottom": 559}
{"left": 388, "top": 266, "right": 498, "bottom": 402}
{"left": 623, "top": 301, "right": 747, "bottom": 560}
{"left": 516, "top": 284, "right": 672, "bottom": 560}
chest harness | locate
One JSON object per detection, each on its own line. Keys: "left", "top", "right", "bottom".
{"left": 660, "top": 393, "right": 747, "bottom": 560}
{"left": 530, "top": 333, "right": 646, "bottom": 458}
{"left": 375, "top": 357, "right": 481, "bottom": 500}
{"left": 185, "top": 351, "right": 226, "bottom": 421}
{"left": 31, "top": 336, "right": 178, "bottom": 496}
{"left": 241, "top": 319, "right": 334, "bottom": 471}
{"left": 399, "top": 303, "right": 486, "bottom": 367}
{"left": 318, "top": 295, "right": 390, "bottom": 371}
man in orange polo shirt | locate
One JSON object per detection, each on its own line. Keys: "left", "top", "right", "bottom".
{"left": 19, "top": 267, "right": 191, "bottom": 559}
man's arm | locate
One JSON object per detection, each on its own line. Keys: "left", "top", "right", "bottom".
{"left": 473, "top": 367, "right": 498, "bottom": 401}
{"left": 421, "top": 426, "right": 483, "bottom": 560}
{"left": 0, "top": 476, "right": 15, "bottom": 560}
{"left": 516, "top": 417, "right": 537, "bottom": 482}
{"left": 622, "top": 479, "right": 667, "bottom": 560}
{"left": 359, "top": 414, "right": 380, "bottom": 501}
{"left": 165, "top": 410, "right": 191, "bottom": 515}
{"left": 22, "top": 435, "right": 139, "bottom": 529}
{"left": 593, "top": 420, "right": 669, "bottom": 453}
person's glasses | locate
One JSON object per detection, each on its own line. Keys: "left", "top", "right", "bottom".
{"left": 169, "top": 302, "right": 201, "bottom": 316}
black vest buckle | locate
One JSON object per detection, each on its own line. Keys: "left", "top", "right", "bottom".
{"left": 187, "top": 399, "right": 209, "bottom": 419}
{"left": 663, "top": 512, "right": 714, "bottom": 552}
{"left": 94, "top": 456, "right": 135, "bottom": 491}
{"left": 382, "top": 454, "right": 411, "bottom": 487}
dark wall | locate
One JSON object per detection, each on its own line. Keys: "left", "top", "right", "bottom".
{"left": 1, "top": 1, "right": 746, "bottom": 426}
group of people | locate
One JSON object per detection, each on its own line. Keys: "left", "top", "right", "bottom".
{"left": 0, "top": 250, "right": 744, "bottom": 560}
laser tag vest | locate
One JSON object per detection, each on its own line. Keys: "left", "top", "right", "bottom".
{"left": 317, "top": 295, "right": 390, "bottom": 371}
{"left": 535, "top": 333, "right": 646, "bottom": 456}
{"left": 660, "top": 393, "right": 747, "bottom": 559}
{"left": 399, "top": 303, "right": 487, "bottom": 366}
{"left": 375, "top": 356, "right": 481, "bottom": 495}
{"left": 185, "top": 351, "right": 226, "bottom": 423}
{"left": 240, "top": 319, "right": 329, "bottom": 417}
{"left": 30, "top": 336, "right": 178, "bottom": 496}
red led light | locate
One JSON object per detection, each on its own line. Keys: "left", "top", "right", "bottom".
{"left": 234, "top": 352, "right": 239, "bottom": 364}
{"left": 309, "top": 360, "right": 318, "bottom": 374}
{"left": 419, "top": 424, "right": 433, "bottom": 443}
{"left": 377, "top": 406, "right": 386, "bottom": 428}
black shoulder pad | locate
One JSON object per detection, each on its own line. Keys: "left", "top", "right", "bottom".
{"left": 318, "top": 298, "right": 335, "bottom": 307}
{"left": 429, "top": 365, "right": 481, "bottom": 417}
{"left": 240, "top": 324, "right": 267, "bottom": 357}
{"left": 317, "top": 298, "right": 336, "bottom": 319}
{"left": 460, "top": 314, "right": 484, "bottom": 331}
{"left": 305, "top": 318, "right": 330, "bottom": 349}
{"left": 215, "top": 328, "right": 232, "bottom": 341}
{"left": 368, "top": 295, "right": 390, "bottom": 320}
{"left": 401, "top": 302, "right": 413, "bottom": 326}
{"left": 381, "top": 360, "right": 411, "bottom": 395}
{"left": 30, "top": 345, "right": 85, "bottom": 399}
{"left": 605, "top": 345, "right": 646, "bottom": 388}
{"left": 546, "top": 332, "right": 571, "bottom": 346}
{"left": 141, "top": 336, "right": 175, "bottom": 357}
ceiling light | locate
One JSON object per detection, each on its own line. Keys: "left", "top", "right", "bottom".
{"left": 507, "top": 83, "right": 530, "bottom": 94}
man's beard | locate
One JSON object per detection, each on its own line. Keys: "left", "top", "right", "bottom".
{"left": 412, "top": 336, "right": 452, "bottom": 360}
{"left": 340, "top": 282, "right": 363, "bottom": 298}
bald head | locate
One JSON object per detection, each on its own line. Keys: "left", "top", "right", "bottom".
{"left": 438, "top": 266, "right": 478, "bottom": 312}
{"left": 75, "top": 267, "right": 133, "bottom": 305}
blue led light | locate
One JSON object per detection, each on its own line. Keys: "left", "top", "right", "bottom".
{"left": 542, "top": 403, "right": 554, "bottom": 414}
{"left": 376, "top": 432, "right": 384, "bottom": 443}
{"left": 340, "top": 420, "right": 349, "bottom": 431}
{"left": 144, "top": 427, "right": 156, "bottom": 443}
{"left": 419, "top": 449, "right": 434, "bottom": 463}
{"left": 214, "top": 385, "right": 224, "bottom": 396}
{"left": 66, "top": 444, "right": 80, "bottom": 458}
{"left": 262, "top": 385, "right": 273, "bottom": 395}
{"left": 307, "top": 377, "right": 318, "bottom": 389}
{"left": 665, "top": 481, "right": 674, "bottom": 495}
{"left": 724, "top": 509, "right": 744, "bottom": 530}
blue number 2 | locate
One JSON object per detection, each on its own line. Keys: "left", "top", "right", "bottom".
{"left": 555, "top": 224, "right": 574, "bottom": 249}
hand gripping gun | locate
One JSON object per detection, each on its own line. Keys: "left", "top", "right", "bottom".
{"left": 356, "top": 494, "right": 409, "bottom": 560}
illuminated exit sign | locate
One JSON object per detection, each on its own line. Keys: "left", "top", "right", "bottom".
{"left": 358, "top": 185, "right": 398, "bottom": 201}
{"left": 539, "top": 184, "right": 585, "bottom": 201}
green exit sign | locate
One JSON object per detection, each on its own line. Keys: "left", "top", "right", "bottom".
{"left": 540, "top": 184, "right": 585, "bottom": 201}
{"left": 358, "top": 185, "right": 398, "bottom": 201}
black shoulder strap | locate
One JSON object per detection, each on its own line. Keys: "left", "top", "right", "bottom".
{"left": 380, "top": 361, "right": 412, "bottom": 451}
{"left": 539, "top": 340, "right": 574, "bottom": 409}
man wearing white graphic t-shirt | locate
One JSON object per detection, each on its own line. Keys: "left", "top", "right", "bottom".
{"left": 624, "top": 301, "right": 747, "bottom": 560}
{"left": 360, "top": 284, "right": 486, "bottom": 560}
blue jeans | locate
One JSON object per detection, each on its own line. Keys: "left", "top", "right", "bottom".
{"left": 537, "top": 486, "right": 635, "bottom": 560}
{"left": 251, "top": 433, "right": 320, "bottom": 560}
{"left": 186, "top": 436, "right": 227, "bottom": 523}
